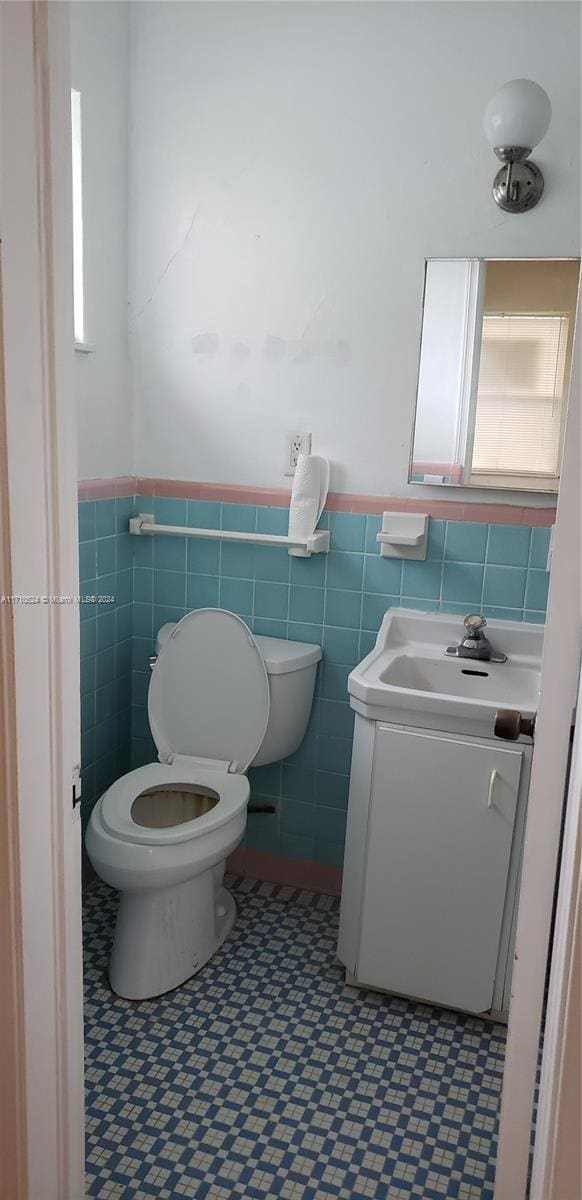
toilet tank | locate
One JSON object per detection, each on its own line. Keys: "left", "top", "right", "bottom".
{"left": 154, "top": 621, "right": 321, "bottom": 769}
{"left": 251, "top": 635, "right": 321, "bottom": 767}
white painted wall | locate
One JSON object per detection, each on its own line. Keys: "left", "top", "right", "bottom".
{"left": 127, "top": 1, "right": 580, "bottom": 499}
{"left": 70, "top": 1, "right": 131, "bottom": 479}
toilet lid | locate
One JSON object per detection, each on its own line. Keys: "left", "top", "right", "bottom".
{"left": 148, "top": 608, "right": 270, "bottom": 772}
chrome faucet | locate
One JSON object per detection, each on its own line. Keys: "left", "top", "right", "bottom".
{"left": 445, "top": 614, "right": 507, "bottom": 664}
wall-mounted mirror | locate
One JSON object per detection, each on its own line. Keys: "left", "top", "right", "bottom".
{"left": 410, "top": 258, "right": 580, "bottom": 492}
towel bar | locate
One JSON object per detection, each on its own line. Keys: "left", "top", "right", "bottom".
{"left": 128, "top": 514, "right": 330, "bottom": 557}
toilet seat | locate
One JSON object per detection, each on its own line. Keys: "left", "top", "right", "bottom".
{"left": 100, "top": 762, "right": 249, "bottom": 847}
{"left": 148, "top": 608, "right": 270, "bottom": 772}
{"left": 99, "top": 610, "right": 268, "bottom": 848}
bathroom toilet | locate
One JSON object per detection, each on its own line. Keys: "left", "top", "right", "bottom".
{"left": 86, "top": 607, "right": 321, "bottom": 1000}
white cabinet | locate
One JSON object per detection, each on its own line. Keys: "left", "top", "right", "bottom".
{"left": 338, "top": 717, "right": 532, "bottom": 1017}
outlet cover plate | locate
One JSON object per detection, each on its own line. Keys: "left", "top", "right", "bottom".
{"left": 285, "top": 431, "right": 312, "bottom": 476}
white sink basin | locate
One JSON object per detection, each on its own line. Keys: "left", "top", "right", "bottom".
{"left": 349, "top": 608, "right": 544, "bottom": 737}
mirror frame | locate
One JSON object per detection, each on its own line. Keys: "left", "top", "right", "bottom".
{"left": 408, "top": 256, "right": 581, "bottom": 494}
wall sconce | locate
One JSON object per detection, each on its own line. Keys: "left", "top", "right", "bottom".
{"left": 484, "top": 79, "right": 551, "bottom": 213}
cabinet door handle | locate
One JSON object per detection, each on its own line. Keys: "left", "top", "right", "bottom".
{"left": 487, "top": 768, "right": 498, "bottom": 809}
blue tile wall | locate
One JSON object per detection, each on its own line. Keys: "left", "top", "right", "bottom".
{"left": 79, "top": 497, "right": 550, "bottom": 863}
{"left": 78, "top": 496, "right": 134, "bottom": 828}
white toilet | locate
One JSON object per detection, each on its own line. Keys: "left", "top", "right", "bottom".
{"left": 86, "top": 607, "right": 321, "bottom": 1000}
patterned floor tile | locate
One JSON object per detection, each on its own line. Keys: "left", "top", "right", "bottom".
{"left": 84, "top": 878, "right": 505, "bottom": 1199}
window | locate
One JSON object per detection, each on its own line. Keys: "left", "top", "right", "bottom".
{"left": 471, "top": 312, "right": 569, "bottom": 483}
{"left": 71, "top": 88, "right": 84, "bottom": 345}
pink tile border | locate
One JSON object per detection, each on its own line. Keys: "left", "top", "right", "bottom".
{"left": 78, "top": 476, "right": 557, "bottom": 526}
{"left": 77, "top": 476, "right": 134, "bottom": 501}
{"left": 226, "top": 847, "right": 342, "bottom": 896}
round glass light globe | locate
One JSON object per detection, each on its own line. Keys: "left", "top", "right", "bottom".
{"left": 483, "top": 79, "right": 551, "bottom": 151}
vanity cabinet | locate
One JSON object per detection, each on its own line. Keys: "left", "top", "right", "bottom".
{"left": 338, "top": 716, "right": 532, "bottom": 1017}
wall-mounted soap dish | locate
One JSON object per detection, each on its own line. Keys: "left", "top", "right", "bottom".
{"left": 376, "top": 512, "right": 428, "bottom": 560}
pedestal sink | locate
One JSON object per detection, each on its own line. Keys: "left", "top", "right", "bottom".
{"left": 338, "top": 608, "right": 546, "bottom": 1016}
{"left": 348, "top": 608, "right": 543, "bottom": 738}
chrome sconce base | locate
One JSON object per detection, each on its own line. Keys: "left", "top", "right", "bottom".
{"left": 491, "top": 144, "right": 544, "bottom": 213}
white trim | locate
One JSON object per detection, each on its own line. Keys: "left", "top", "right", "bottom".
{"left": 71, "top": 85, "right": 84, "bottom": 345}
{"left": 0, "top": 3, "right": 84, "bottom": 1196}
{"left": 494, "top": 279, "right": 581, "bottom": 1198}
{"left": 529, "top": 662, "right": 582, "bottom": 1197}
{"left": 74, "top": 339, "right": 96, "bottom": 354}
{"left": 455, "top": 258, "right": 485, "bottom": 484}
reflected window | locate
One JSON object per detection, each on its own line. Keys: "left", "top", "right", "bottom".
{"left": 472, "top": 313, "right": 569, "bottom": 482}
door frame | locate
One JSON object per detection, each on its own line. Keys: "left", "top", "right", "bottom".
{"left": 530, "top": 663, "right": 582, "bottom": 1200}
{"left": 494, "top": 290, "right": 581, "bottom": 1197}
{"left": 0, "top": 3, "right": 84, "bottom": 1198}
{"left": 0, "top": 4, "right": 579, "bottom": 1199}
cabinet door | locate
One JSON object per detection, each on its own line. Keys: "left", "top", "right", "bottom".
{"left": 357, "top": 725, "right": 523, "bottom": 1013}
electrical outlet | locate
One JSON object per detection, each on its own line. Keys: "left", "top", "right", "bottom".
{"left": 285, "top": 431, "right": 312, "bottom": 476}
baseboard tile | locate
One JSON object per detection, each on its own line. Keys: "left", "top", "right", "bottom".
{"left": 227, "top": 847, "right": 343, "bottom": 896}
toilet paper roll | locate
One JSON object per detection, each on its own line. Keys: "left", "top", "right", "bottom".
{"left": 288, "top": 454, "right": 329, "bottom": 557}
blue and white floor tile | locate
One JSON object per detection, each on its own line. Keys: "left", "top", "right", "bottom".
{"left": 84, "top": 877, "right": 505, "bottom": 1199}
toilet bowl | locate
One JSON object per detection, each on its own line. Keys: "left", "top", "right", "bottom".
{"left": 85, "top": 607, "right": 321, "bottom": 1000}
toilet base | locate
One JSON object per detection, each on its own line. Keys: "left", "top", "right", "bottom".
{"left": 109, "top": 870, "right": 237, "bottom": 1000}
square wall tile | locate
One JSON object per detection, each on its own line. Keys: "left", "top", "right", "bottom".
{"left": 290, "top": 554, "right": 326, "bottom": 587}
{"left": 221, "top": 542, "right": 255, "bottom": 580}
{"left": 256, "top": 507, "right": 289, "bottom": 536}
{"left": 254, "top": 581, "right": 288, "bottom": 621}
{"left": 252, "top": 616, "right": 288, "bottom": 639}
{"left": 317, "top": 735, "right": 353, "bottom": 775}
{"left": 80, "top": 619, "right": 96, "bottom": 659}
{"left": 322, "top": 626, "right": 360, "bottom": 665}
{"left": 319, "top": 699, "right": 354, "bottom": 739}
{"left": 445, "top": 522, "right": 488, "bottom": 563}
{"left": 401, "top": 560, "right": 442, "bottom": 602}
{"left": 326, "top": 552, "right": 364, "bottom": 592}
{"left": 426, "top": 519, "right": 446, "bottom": 561}
{"left": 219, "top": 577, "right": 253, "bottom": 617}
{"left": 289, "top": 586, "right": 324, "bottom": 625}
{"left": 187, "top": 499, "right": 221, "bottom": 529}
{"left": 153, "top": 534, "right": 187, "bottom": 573}
{"left": 486, "top": 525, "right": 531, "bottom": 568}
{"left": 321, "top": 662, "right": 351, "bottom": 701}
{"left": 154, "top": 497, "right": 187, "bottom": 525}
{"left": 316, "top": 771, "right": 350, "bottom": 810}
{"left": 97, "top": 589, "right": 115, "bottom": 620}
{"left": 329, "top": 513, "right": 366, "bottom": 552}
{"left": 365, "top": 515, "right": 382, "bottom": 553}
{"left": 187, "top": 538, "right": 220, "bottom": 575}
{"left": 96, "top": 537, "right": 116, "bottom": 579}
{"left": 133, "top": 602, "right": 153, "bottom": 640}
{"left": 442, "top": 563, "right": 484, "bottom": 606}
{"left": 95, "top": 499, "right": 116, "bottom": 538}
{"left": 363, "top": 555, "right": 402, "bottom": 595}
{"left": 529, "top": 527, "right": 551, "bottom": 570}
{"left": 359, "top": 630, "right": 377, "bottom": 658}
{"left": 153, "top": 569, "right": 186, "bottom": 609}
{"left": 482, "top": 565, "right": 527, "bottom": 610}
{"left": 525, "top": 569, "right": 550, "bottom": 611}
{"left": 115, "top": 496, "right": 133, "bottom": 534}
{"left": 79, "top": 542, "right": 96, "bottom": 582}
{"left": 221, "top": 503, "right": 256, "bottom": 532}
{"left": 187, "top": 573, "right": 219, "bottom": 609}
{"left": 324, "top": 589, "right": 361, "bottom": 629}
{"left": 282, "top": 764, "right": 316, "bottom": 802}
{"left": 287, "top": 621, "right": 323, "bottom": 646}
{"left": 254, "top": 546, "right": 290, "bottom": 584}
{"left": 361, "top": 593, "right": 399, "bottom": 632}
{"left": 78, "top": 501, "right": 96, "bottom": 543}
